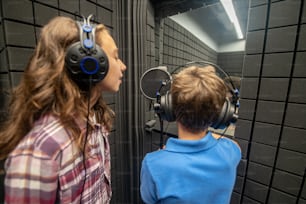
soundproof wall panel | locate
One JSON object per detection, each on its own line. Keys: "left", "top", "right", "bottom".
{"left": 34, "top": 3, "right": 59, "bottom": 26}
{"left": 35, "top": 0, "right": 58, "bottom": 7}
{"left": 248, "top": 4, "right": 267, "bottom": 31}
{"left": 237, "top": 159, "right": 248, "bottom": 177}
{"left": 7, "top": 47, "right": 34, "bottom": 71}
{"left": 234, "top": 119, "right": 253, "bottom": 141}
{"left": 289, "top": 78, "right": 306, "bottom": 103}
{"left": 268, "top": 0, "right": 300, "bottom": 28}
{"left": 258, "top": 78, "right": 289, "bottom": 101}
{"left": 303, "top": 0, "right": 306, "bottom": 23}
{"left": 255, "top": 101, "right": 285, "bottom": 124}
{"left": 0, "top": 84, "right": 10, "bottom": 121}
{"left": 103, "top": 92, "right": 116, "bottom": 104}
{"left": 247, "top": 161, "right": 272, "bottom": 185}
{"left": 59, "top": 1, "right": 79, "bottom": 14}
{"left": 240, "top": 78, "right": 259, "bottom": 99}
{"left": 154, "top": 18, "right": 160, "bottom": 66}
{"left": 298, "top": 24, "right": 306, "bottom": 51}
{"left": 284, "top": 103, "right": 306, "bottom": 129}
{"left": 80, "top": 0, "right": 97, "bottom": 19}
{"left": 4, "top": 21, "right": 36, "bottom": 47}
{"left": 244, "top": 179, "right": 269, "bottom": 203}
{"left": 96, "top": 0, "right": 112, "bottom": 10}
{"left": 96, "top": 7, "right": 112, "bottom": 27}
{"left": 272, "top": 169, "right": 303, "bottom": 196}
{"left": 2, "top": 0, "right": 34, "bottom": 24}
{"left": 235, "top": 138, "right": 248, "bottom": 159}
{"left": 251, "top": 0, "right": 268, "bottom": 7}
{"left": 268, "top": 189, "right": 297, "bottom": 204}
{"left": 280, "top": 126, "right": 306, "bottom": 153}
{"left": 242, "top": 54, "right": 262, "bottom": 77}
{"left": 147, "top": 14, "right": 154, "bottom": 39}
{"left": 0, "top": 23, "right": 3, "bottom": 53}
{"left": 276, "top": 148, "right": 306, "bottom": 176}
{"left": 146, "top": 40, "right": 155, "bottom": 58}
{"left": 262, "top": 52, "right": 293, "bottom": 77}
{"left": 161, "top": 18, "right": 217, "bottom": 70}
{"left": 234, "top": 176, "right": 245, "bottom": 195}
{"left": 265, "top": 26, "right": 297, "bottom": 53}
{"left": 238, "top": 1, "right": 306, "bottom": 203}
{"left": 217, "top": 52, "right": 244, "bottom": 76}
{"left": 9, "top": 72, "right": 23, "bottom": 87}
{"left": 252, "top": 122, "right": 281, "bottom": 146}
{"left": 242, "top": 196, "right": 261, "bottom": 204}
{"left": 143, "top": 1, "right": 158, "bottom": 155}
{"left": 245, "top": 30, "right": 265, "bottom": 54}
{"left": 238, "top": 99, "right": 256, "bottom": 120}
{"left": 293, "top": 51, "right": 306, "bottom": 77}
{"left": 302, "top": 183, "right": 306, "bottom": 199}
{"left": 0, "top": 73, "right": 10, "bottom": 112}
{"left": 249, "top": 142, "right": 277, "bottom": 167}
{"left": 231, "top": 192, "right": 241, "bottom": 204}
{"left": 0, "top": 50, "right": 8, "bottom": 73}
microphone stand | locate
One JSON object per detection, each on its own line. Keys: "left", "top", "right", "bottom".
{"left": 154, "top": 91, "right": 165, "bottom": 149}
{"left": 158, "top": 115, "right": 164, "bottom": 149}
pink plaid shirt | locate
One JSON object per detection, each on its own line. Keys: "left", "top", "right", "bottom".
{"left": 5, "top": 114, "right": 111, "bottom": 203}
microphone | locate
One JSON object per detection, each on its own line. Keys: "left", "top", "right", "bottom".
{"left": 140, "top": 66, "right": 172, "bottom": 149}
{"left": 140, "top": 66, "right": 171, "bottom": 100}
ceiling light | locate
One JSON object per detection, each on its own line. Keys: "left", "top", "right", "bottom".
{"left": 220, "top": 0, "right": 244, "bottom": 39}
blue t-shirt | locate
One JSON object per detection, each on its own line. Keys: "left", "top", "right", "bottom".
{"left": 140, "top": 132, "right": 241, "bottom": 204}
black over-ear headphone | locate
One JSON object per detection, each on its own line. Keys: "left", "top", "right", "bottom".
{"left": 154, "top": 61, "right": 240, "bottom": 129}
{"left": 65, "top": 15, "right": 109, "bottom": 90}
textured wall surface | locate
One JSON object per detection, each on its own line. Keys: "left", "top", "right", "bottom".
{"left": 234, "top": 0, "right": 306, "bottom": 203}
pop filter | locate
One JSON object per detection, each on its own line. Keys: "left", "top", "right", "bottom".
{"left": 140, "top": 66, "right": 171, "bottom": 100}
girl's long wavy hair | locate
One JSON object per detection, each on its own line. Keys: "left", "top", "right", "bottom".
{"left": 0, "top": 16, "right": 114, "bottom": 160}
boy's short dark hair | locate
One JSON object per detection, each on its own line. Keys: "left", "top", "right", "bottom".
{"left": 171, "top": 65, "right": 227, "bottom": 133}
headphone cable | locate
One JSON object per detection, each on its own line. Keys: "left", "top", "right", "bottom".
{"left": 79, "top": 77, "right": 92, "bottom": 203}
{"left": 159, "top": 117, "right": 164, "bottom": 149}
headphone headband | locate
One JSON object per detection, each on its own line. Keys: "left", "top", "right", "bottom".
{"left": 65, "top": 15, "right": 109, "bottom": 90}
{"left": 78, "top": 15, "right": 96, "bottom": 51}
{"left": 154, "top": 61, "right": 240, "bottom": 129}
{"left": 171, "top": 61, "right": 237, "bottom": 93}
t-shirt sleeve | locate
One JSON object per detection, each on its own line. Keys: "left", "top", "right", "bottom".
{"left": 227, "top": 137, "right": 242, "bottom": 165}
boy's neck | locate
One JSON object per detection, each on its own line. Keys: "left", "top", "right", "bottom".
{"left": 177, "top": 122, "right": 208, "bottom": 141}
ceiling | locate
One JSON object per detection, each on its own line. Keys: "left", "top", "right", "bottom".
{"left": 150, "top": 0, "right": 250, "bottom": 52}
{"left": 151, "top": 0, "right": 220, "bottom": 17}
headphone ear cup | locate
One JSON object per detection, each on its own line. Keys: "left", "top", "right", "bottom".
{"left": 159, "top": 92, "right": 176, "bottom": 122}
{"left": 65, "top": 18, "right": 109, "bottom": 90}
{"left": 212, "top": 98, "right": 236, "bottom": 129}
{"left": 65, "top": 41, "right": 109, "bottom": 89}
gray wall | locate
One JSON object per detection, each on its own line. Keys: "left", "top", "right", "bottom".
{"left": 160, "top": 17, "right": 218, "bottom": 70}
{"left": 234, "top": 0, "right": 306, "bottom": 203}
{"left": 218, "top": 51, "right": 244, "bottom": 77}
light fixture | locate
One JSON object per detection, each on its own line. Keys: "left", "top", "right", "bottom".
{"left": 220, "top": 0, "right": 244, "bottom": 39}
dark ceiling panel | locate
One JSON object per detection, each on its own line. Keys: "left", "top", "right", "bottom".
{"left": 151, "top": 0, "right": 219, "bottom": 18}
{"left": 150, "top": 0, "right": 250, "bottom": 51}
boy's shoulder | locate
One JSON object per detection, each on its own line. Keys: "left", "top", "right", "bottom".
{"left": 212, "top": 132, "right": 241, "bottom": 151}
